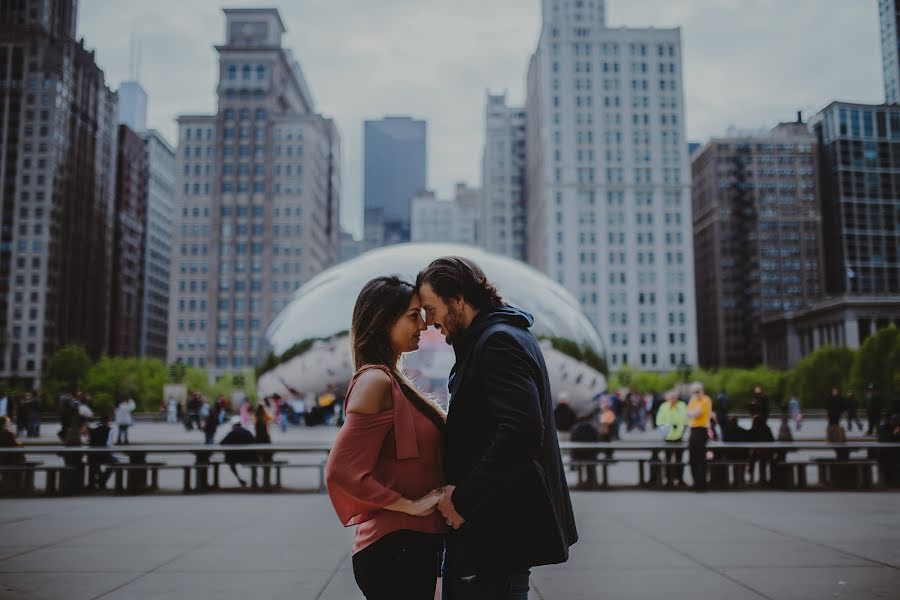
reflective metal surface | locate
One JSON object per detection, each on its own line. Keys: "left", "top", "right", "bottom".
{"left": 257, "top": 243, "right": 607, "bottom": 415}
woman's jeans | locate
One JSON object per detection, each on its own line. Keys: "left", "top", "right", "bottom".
{"left": 352, "top": 529, "right": 444, "bottom": 600}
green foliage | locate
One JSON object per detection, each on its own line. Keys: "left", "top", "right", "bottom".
{"left": 849, "top": 326, "right": 899, "bottom": 400}
{"left": 43, "top": 345, "right": 92, "bottom": 402}
{"left": 212, "top": 369, "right": 258, "bottom": 403}
{"left": 255, "top": 331, "right": 349, "bottom": 377}
{"left": 83, "top": 356, "right": 168, "bottom": 413}
{"left": 183, "top": 368, "right": 213, "bottom": 398}
{"left": 786, "top": 346, "right": 855, "bottom": 408}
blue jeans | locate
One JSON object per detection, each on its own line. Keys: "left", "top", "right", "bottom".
{"left": 442, "top": 568, "right": 530, "bottom": 599}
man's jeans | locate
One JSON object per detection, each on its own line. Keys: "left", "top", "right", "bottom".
{"left": 442, "top": 568, "right": 530, "bottom": 599}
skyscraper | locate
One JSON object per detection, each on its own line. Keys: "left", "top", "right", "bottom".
{"left": 880, "top": 0, "right": 900, "bottom": 103}
{"left": 481, "top": 93, "right": 527, "bottom": 261}
{"left": 363, "top": 116, "right": 426, "bottom": 247}
{"left": 811, "top": 102, "right": 900, "bottom": 296}
{"left": 115, "top": 79, "right": 175, "bottom": 361}
{"left": 140, "top": 129, "right": 175, "bottom": 360}
{"left": 692, "top": 120, "right": 823, "bottom": 368}
{"left": 168, "top": 8, "right": 341, "bottom": 376}
{"left": 110, "top": 123, "right": 148, "bottom": 357}
{"left": 525, "top": 0, "right": 697, "bottom": 370}
{"left": 0, "top": 0, "right": 118, "bottom": 387}
{"left": 760, "top": 102, "right": 900, "bottom": 368}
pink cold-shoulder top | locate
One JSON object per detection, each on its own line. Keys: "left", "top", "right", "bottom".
{"left": 325, "top": 364, "right": 447, "bottom": 554}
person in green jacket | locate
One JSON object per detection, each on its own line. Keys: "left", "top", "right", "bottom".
{"left": 656, "top": 391, "right": 688, "bottom": 487}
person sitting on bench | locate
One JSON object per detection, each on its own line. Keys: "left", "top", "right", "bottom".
{"left": 220, "top": 418, "right": 256, "bottom": 487}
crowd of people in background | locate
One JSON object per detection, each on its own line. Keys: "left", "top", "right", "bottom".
{"left": 556, "top": 381, "right": 900, "bottom": 491}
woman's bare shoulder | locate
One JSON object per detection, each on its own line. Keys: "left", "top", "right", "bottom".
{"left": 346, "top": 369, "right": 393, "bottom": 414}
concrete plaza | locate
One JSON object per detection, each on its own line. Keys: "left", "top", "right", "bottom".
{"left": 1, "top": 490, "right": 898, "bottom": 599}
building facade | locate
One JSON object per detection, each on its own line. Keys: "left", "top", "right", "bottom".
{"left": 481, "top": 92, "right": 527, "bottom": 261}
{"left": 168, "top": 8, "right": 341, "bottom": 377}
{"left": 691, "top": 120, "right": 823, "bottom": 368}
{"left": 110, "top": 124, "right": 148, "bottom": 357}
{"left": 811, "top": 102, "right": 900, "bottom": 296}
{"left": 0, "top": 0, "right": 118, "bottom": 387}
{"left": 525, "top": 0, "right": 697, "bottom": 370}
{"left": 140, "top": 129, "right": 175, "bottom": 360}
{"left": 880, "top": 0, "right": 900, "bottom": 104}
{"left": 411, "top": 183, "right": 480, "bottom": 246}
{"left": 362, "top": 116, "right": 427, "bottom": 247}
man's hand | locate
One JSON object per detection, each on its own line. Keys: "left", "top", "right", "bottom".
{"left": 437, "top": 485, "right": 466, "bottom": 529}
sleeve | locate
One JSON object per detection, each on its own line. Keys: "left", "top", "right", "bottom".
{"left": 325, "top": 410, "right": 403, "bottom": 527}
{"left": 451, "top": 331, "right": 544, "bottom": 520}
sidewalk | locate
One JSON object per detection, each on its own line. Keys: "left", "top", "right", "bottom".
{"left": 1, "top": 491, "right": 897, "bottom": 599}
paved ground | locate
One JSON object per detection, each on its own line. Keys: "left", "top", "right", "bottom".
{"left": 0, "top": 491, "right": 897, "bottom": 599}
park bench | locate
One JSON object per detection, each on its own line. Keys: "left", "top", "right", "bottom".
{"left": 0, "top": 462, "right": 76, "bottom": 496}
{"left": 813, "top": 458, "right": 879, "bottom": 490}
{"left": 104, "top": 462, "right": 172, "bottom": 495}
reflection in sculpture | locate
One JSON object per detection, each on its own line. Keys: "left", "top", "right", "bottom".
{"left": 257, "top": 244, "right": 607, "bottom": 416}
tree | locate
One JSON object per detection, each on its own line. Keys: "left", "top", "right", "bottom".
{"left": 83, "top": 357, "right": 168, "bottom": 413}
{"left": 850, "top": 326, "right": 898, "bottom": 400}
{"left": 43, "top": 345, "right": 92, "bottom": 403}
{"left": 786, "top": 346, "right": 855, "bottom": 408}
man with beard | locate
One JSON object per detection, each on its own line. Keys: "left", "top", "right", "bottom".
{"left": 416, "top": 256, "right": 577, "bottom": 600}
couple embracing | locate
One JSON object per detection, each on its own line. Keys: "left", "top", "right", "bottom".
{"left": 325, "top": 256, "right": 577, "bottom": 600}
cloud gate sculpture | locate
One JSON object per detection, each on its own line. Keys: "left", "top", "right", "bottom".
{"left": 256, "top": 243, "right": 607, "bottom": 416}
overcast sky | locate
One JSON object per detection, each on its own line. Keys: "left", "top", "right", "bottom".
{"left": 78, "top": 0, "right": 883, "bottom": 238}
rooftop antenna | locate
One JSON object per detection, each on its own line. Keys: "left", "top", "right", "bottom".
{"left": 128, "top": 31, "right": 142, "bottom": 81}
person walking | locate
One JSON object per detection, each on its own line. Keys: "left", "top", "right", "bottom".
{"left": 253, "top": 403, "right": 273, "bottom": 462}
{"left": 866, "top": 384, "right": 883, "bottom": 437}
{"left": 714, "top": 389, "right": 729, "bottom": 440}
{"left": 825, "top": 387, "right": 846, "bottom": 443}
{"left": 24, "top": 392, "right": 41, "bottom": 438}
{"left": 166, "top": 396, "right": 178, "bottom": 424}
{"left": 203, "top": 404, "right": 219, "bottom": 445}
{"left": 687, "top": 382, "right": 712, "bottom": 492}
{"left": 656, "top": 391, "right": 688, "bottom": 487}
{"left": 749, "top": 385, "right": 770, "bottom": 425}
{"left": 417, "top": 256, "right": 577, "bottom": 599}
{"left": 788, "top": 395, "right": 802, "bottom": 431}
{"left": 115, "top": 398, "right": 136, "bottom": 445}
{"left": 846, "top": 391, "right": 863, "bottom": 432}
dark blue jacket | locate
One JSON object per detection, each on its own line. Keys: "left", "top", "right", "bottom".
{"left": 446, "top": 306, "right": 577, "bottom": 572}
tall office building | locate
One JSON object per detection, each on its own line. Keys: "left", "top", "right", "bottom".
{"left": 169, "top": 8, "right": 341, "bottom": 377}
{"left": 411, "top": 183, "right": 480, "bottom": 246}
{"left": 692, "top": 120, "right": 823, "bottom": 368}
{"left": 525, "top": 0, "right": 697, "bottom": 370}
{"left": 110, "top": 124, "right": 148, "bottom": 357}
{"left": 116, "top": 80, "right": 175, "bottom": 361}
{"left": 118, "top": 80, "right": 148, "bottom": 133}
{"left": 140, "top": 129, "right": 175, "bottom": 360}
{"left": 481, "top": 93, "right": 527, "bottom": 261}
{"left": 0, "top": 0, "right": 118, "bottom": 388}
{"left": 761, "top": 102, "right": 900, "bottom": 368}
{"left": 880, "top": 0, "right": 900, "bottom": 103}
{"left": 363, "top": 116, "right": 426, "bottom": 247}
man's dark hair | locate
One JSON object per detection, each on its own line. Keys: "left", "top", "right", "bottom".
{"left": 416, "top": 256, "right": 504, "bottom": 311}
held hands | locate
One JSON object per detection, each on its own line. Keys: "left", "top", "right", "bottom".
{"left": 396, "top": 486, "right": 466, "bottom": 529}
{"left": 436, "top": 485, "right": 465, "bottom": 530}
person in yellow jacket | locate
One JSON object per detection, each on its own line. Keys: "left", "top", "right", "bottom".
{"left": 687, "top": 383, "right": 712, "bottom": 491}
{"left": 656, "top": 391, "right": 688, "bottom": 487}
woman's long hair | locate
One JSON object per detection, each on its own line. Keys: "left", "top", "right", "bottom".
{"left": 351, "top": 276, "right": 445, "bottom": 431}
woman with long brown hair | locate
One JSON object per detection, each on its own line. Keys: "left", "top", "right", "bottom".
{"left": 325, "top": 275, "right": 447, "bottom": 599}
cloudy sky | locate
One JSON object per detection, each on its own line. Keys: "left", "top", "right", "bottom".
{"left": 79, "top": 0, "right": 883, "bottom": 237}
